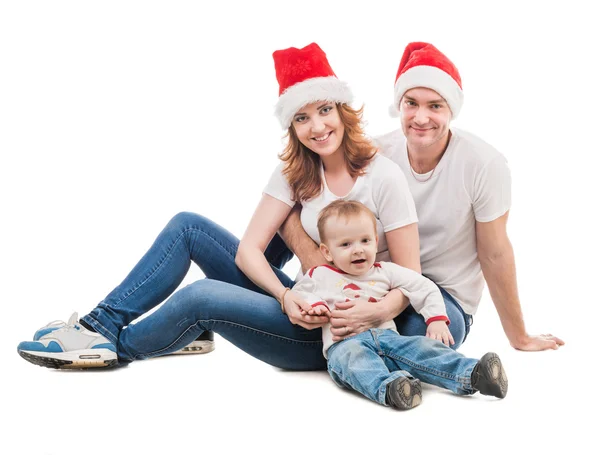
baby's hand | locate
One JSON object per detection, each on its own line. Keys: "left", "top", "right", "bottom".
{"left": 426, "top": 320, "right": 455, "bottom": 347}
{"left": 301, "top": 305, "right": 331, "bottom": 317}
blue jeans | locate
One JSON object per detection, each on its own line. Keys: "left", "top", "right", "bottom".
{"left": 82, "top": 212, "right": 470, "bottom": 369}
{"left": 395, "top": 286, "right": 473, "bottom": 349}
{"left": 327, "top": 329, "right": 478, "bottom": 406}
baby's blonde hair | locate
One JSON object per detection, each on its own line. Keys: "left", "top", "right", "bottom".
{"left": 317, "top": 200, "right": 377, "bottom": 243}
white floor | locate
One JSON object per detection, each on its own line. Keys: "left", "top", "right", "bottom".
{"left": 5, "top": 293, "right": 590, "bottom": 455}
{"left": 2, "top": 1, "right": 597, "bottom": 454}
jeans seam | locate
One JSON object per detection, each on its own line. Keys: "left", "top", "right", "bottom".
{"left": 371, "top": 329, "right": 383, "bottom": 354}
{"left": 136, "top": 319, "right": 322, "bottom": 358}
{"left": 83, "top": 316, "right": 118, "bottom": 345}
{"left": 384, "top": 351, "right": 457, "bottom": 381}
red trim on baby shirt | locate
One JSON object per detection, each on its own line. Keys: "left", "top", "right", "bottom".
{"left": 311, "top": 301, "right": 328, "bottom": 309}
{"left": 322, "top": 264, "right": 345, "bottom": 274}
{"left": 368, "top": 297, "right": 378, "bottom": 303}
{"left": 373, "top": 262, "right": 382, "bottom": 268}
{"left": 308, "top": 264, "right": 345, "bottom": 277}
{"left": 426, "top": 316, "right": 450, "bottom": 326}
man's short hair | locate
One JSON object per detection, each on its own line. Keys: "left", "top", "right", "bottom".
{"left": 317, "top": 200, "right": 377, "bottom": 243}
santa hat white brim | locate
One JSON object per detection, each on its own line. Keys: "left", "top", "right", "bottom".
{"left": 389, "top": 65, "right": 464, "bottom": 119}
{"left": 275, "top": 76, "right": 353, "bottom": 129}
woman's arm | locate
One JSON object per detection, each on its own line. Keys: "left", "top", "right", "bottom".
{"left": 235, "top": 194, "right": 328, "bottom": 330}
{"left": 235, "top": 194, "right": 295, "bottom": 301}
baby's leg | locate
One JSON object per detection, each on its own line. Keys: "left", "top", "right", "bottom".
{"left": 382, "top": 332, "right": 508, "bottom": 398}
{"left": 326, "top": 331, "right": 421, "bottom": 409}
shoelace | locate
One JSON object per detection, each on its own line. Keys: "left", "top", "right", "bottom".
{"left": 40, "top": 320, "right": 65, "bottom": 329}
{"left": 49, "top": 312, "right": 81, "bottom": 335}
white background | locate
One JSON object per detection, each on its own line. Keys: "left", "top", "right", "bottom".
{"left": 1, "top": 1, "right": 597, "bottom": 454}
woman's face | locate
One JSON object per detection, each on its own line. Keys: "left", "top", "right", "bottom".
{"left": 291, "top": 102, "right": 345, "bottom": 158}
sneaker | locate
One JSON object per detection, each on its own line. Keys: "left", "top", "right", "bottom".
{"left": 33, "top": 319, "right": 66, "bottom": 341}
{"left": 32, "top": 317, "right": 216, "bottom": 356}
{"left": 385, "top": 375, "right": 422, "bottom": 410}
{"left": 471, "top": 352, "right": 508, "bottom": 398}
{"left": 18, "top": 313, "right": 118, "bottom": 369}
{"left": 169, "top": 331, "right": 216, "bottom": 355}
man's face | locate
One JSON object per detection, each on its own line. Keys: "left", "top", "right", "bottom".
{"left": 319, "top": 212, "right": 378, "bottom": 276}
{"left": 400, "top": 87, "right": 452, "bottom": 151}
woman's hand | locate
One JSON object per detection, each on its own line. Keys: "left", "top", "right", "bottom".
{"left": 329, "top": 299, "right": 385, "bottom": 341}
{"left": 283, "top": 290, "right": 330, "bottom": 330}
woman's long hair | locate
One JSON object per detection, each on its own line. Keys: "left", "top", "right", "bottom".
{"left": 279, "top": 104, "right": 377, "bottom": 202}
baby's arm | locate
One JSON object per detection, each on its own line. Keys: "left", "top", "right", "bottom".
{"left": 293, "top": 270, "right": 333, "bottom": 317}
{"left": 383, "top": 262, "right": 453, "bottom": 346}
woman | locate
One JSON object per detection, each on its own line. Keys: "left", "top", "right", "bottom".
{"left": 17, "top": 43, "right": 419, "bottom": 370}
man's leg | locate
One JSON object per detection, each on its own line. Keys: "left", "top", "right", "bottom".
{"left": 394, "top": 287, "right": 471, "bottom": 349}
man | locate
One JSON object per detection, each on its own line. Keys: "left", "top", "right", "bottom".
{"left": 277, "top": 42, "right": 563, "bottom": 352}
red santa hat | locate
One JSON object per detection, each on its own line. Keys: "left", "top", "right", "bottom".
{"left": 273, "top": 43, "right": 353, "bottom": 129}
{"left": 390, "top": 42, "right": 463, "bottom": 119}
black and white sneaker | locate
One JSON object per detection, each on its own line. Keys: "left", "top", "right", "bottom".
{"left": 471, "top": 352, "right": 508, "bottom": 399}
{"left": 386, "top": 375, "right": 422, "bottom": 410}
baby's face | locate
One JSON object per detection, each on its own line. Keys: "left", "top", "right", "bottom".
{"left": 321, "top": 212, "right": 378, "bottom": 275}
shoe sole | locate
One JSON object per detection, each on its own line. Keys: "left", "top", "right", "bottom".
{"left": 18, "top": 349, "right": 118, "bottom": 369}
{"left": 478, "top": 352, "right": 508, "bottom": 398}
{"left": 170, "top": 340, "right": 215, "bottom": 355}
{"left": 389, "top": 377, "right": 422, "bottom": 410}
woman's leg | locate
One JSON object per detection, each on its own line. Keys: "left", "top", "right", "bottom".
{"left": 393, "top": 287, "right": 471, "bottom": 350}
{"left": 82, "top": 212, "right": 295, "bottom": 345}
{"left": 118, "top": 279, "right": 326, "bottom": 371}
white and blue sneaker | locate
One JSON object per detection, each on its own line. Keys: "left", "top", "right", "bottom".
{"left": 18, "top": 313, "right": 118, "bottom": 369}
{"left": 33, "top": 319, "right": 67, "bottom": 341}
{"left": 30, "top": 315, "right": 216, "bottom": 357}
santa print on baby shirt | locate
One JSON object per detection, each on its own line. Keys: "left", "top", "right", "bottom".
{"left": 294, "top": 262, "right": 449, "bottom": 355}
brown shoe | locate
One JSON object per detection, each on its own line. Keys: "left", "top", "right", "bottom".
{"left": 386, "top": 375, "right": 422, "bottom": 410}
{"left": 471, "top": 352, "right": 508, "bottom": 398}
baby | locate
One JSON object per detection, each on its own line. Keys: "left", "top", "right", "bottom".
{"left": 292, "top": 200, "right": 508, "bottom": 409}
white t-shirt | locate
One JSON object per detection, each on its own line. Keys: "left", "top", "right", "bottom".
{"left": 263, "top": 154, "right": 418, "bottom": 264}
{"left": 375, "top": 127, "right": 511, "bottom": 315}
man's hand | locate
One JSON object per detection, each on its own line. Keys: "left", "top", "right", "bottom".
{"left": 283, "top": 290, "right": 329, "bottom": 330}
{"left": 510, "top": 333, "right": 565, "bottom": 351}
{"left": 330, "top": 299, "right": 385, "bottom": 341}
{"left": 426, "top": 320, "right": 454, "bottom": 347}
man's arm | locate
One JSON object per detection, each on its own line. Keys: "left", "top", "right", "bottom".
{"left": 476, "top": 211, "right": 564, "bottom": 351}
{"left": 279, "top": 204, "right": 327, "bottom": 273}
